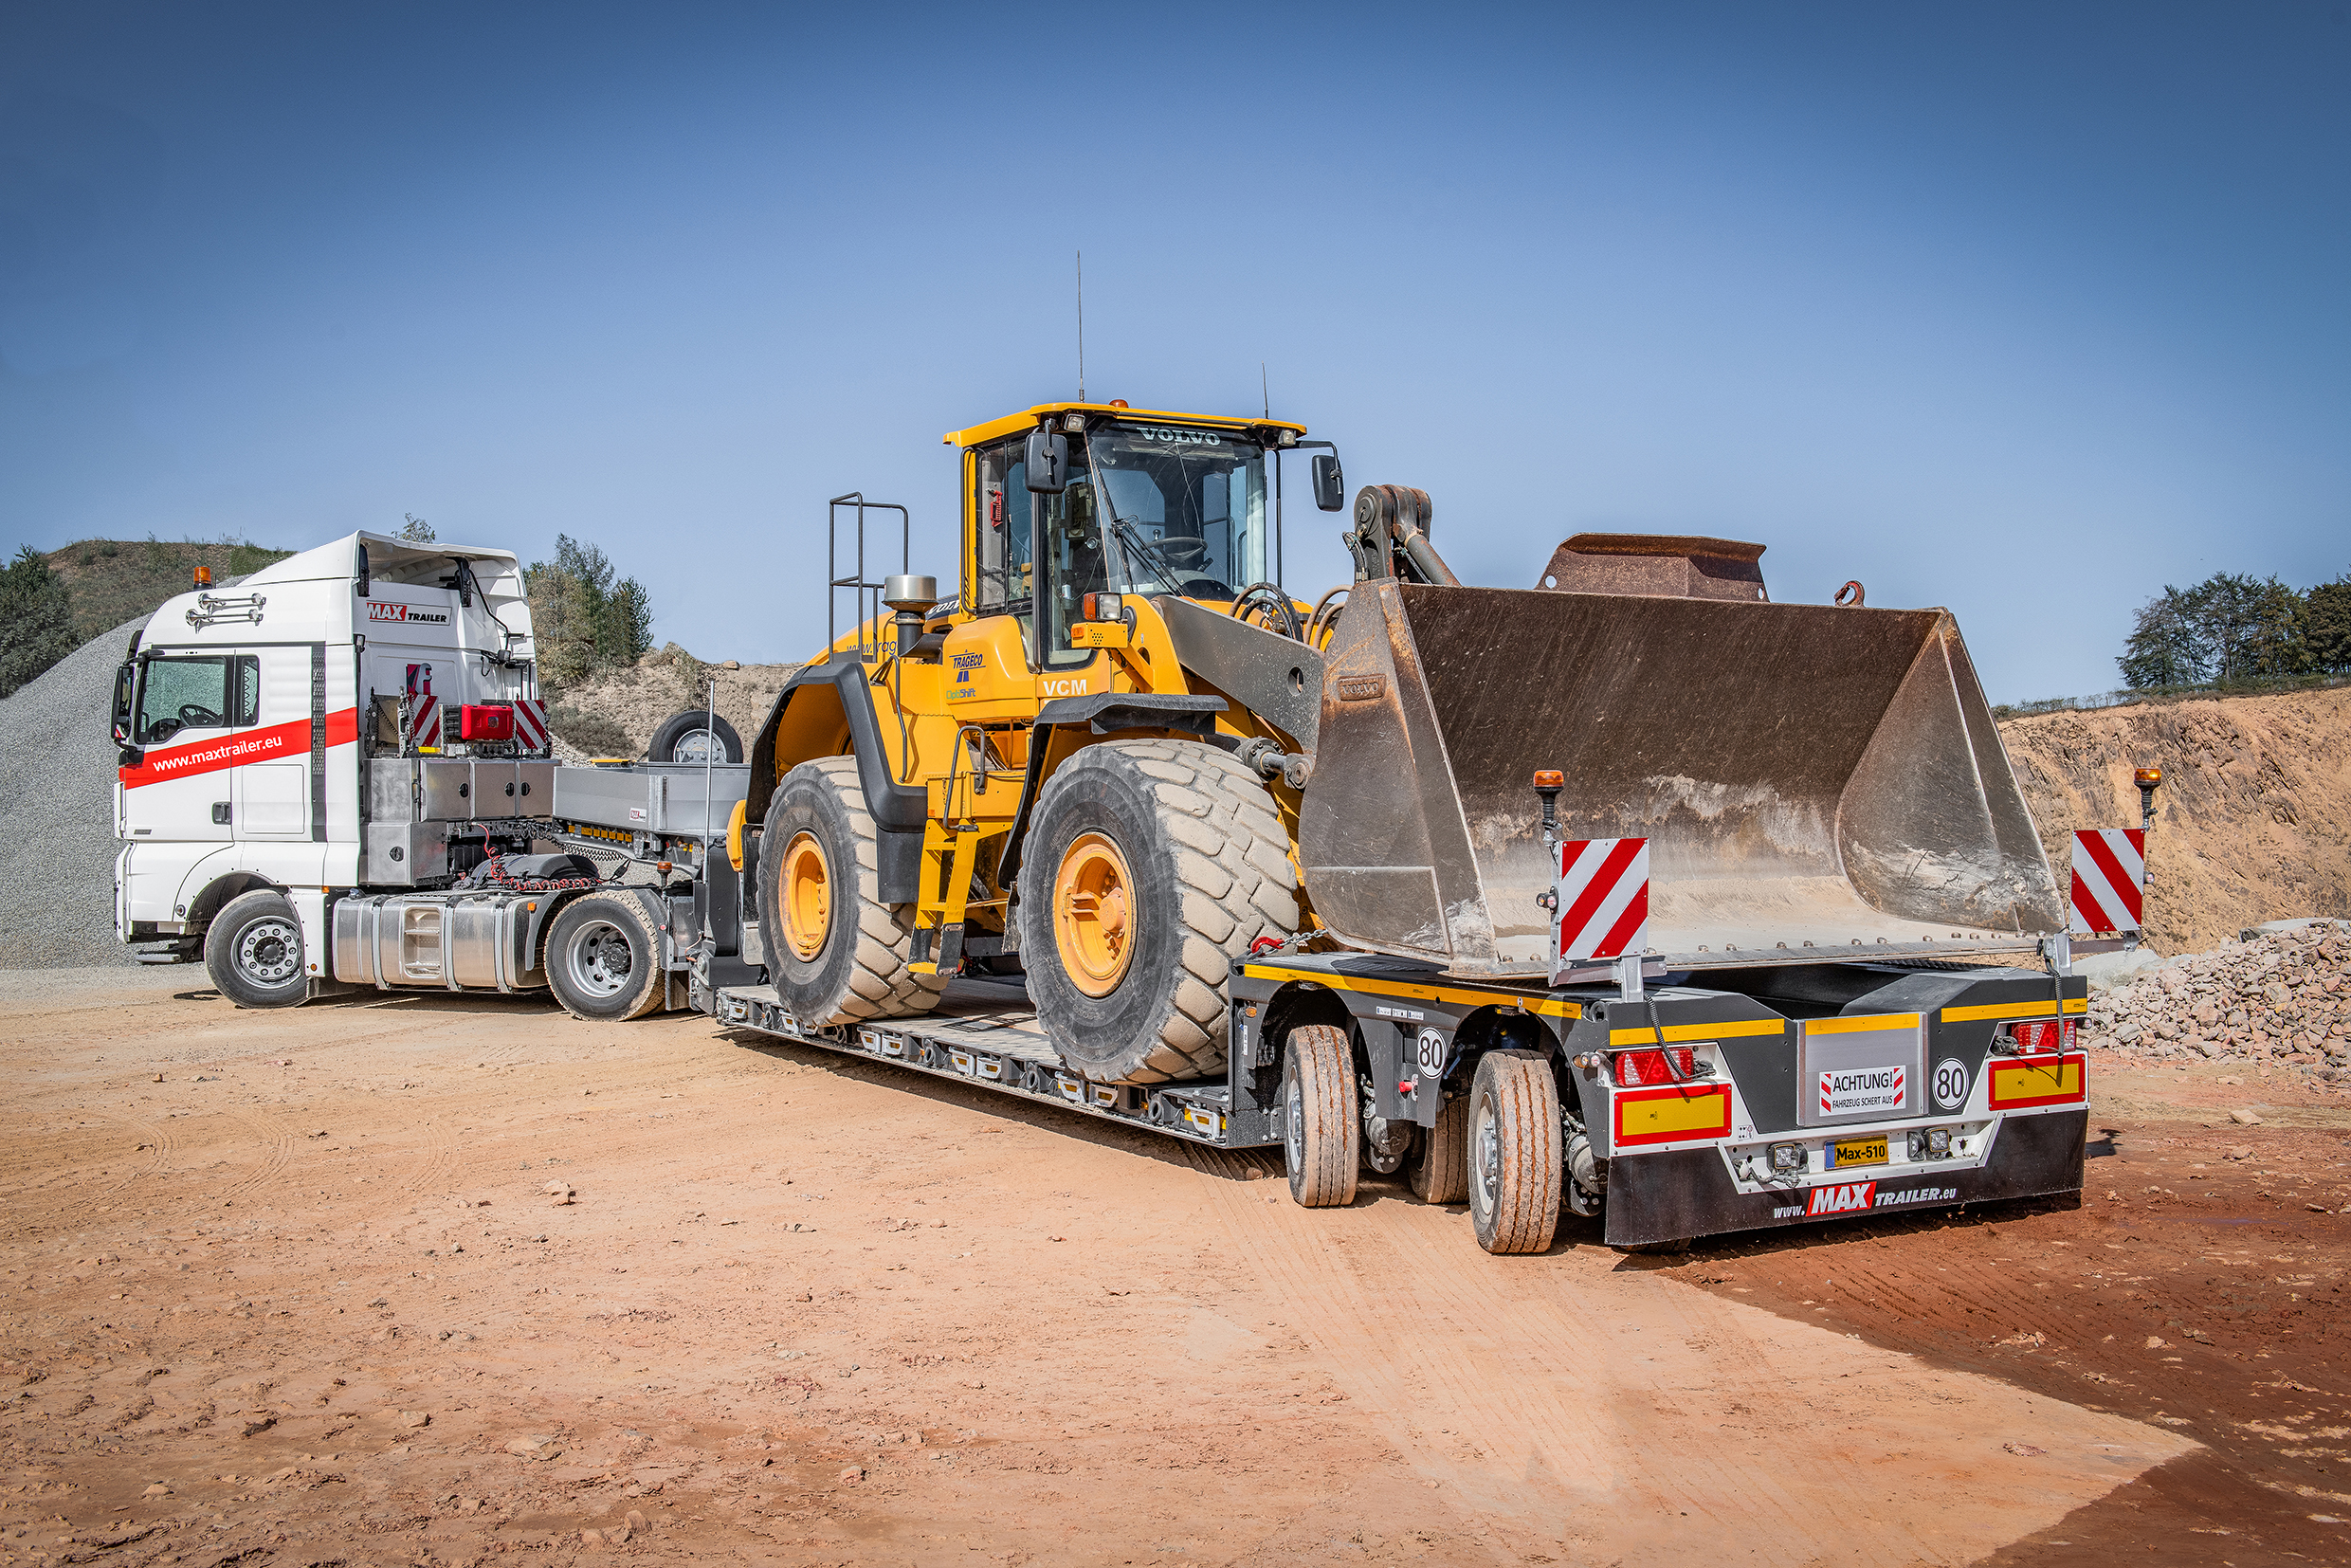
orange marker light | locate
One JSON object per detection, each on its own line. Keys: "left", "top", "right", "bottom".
{"left": 193, "top": 566, "right": 212, "bottom": 588}
{"left": 2135, "top": 768, "right": 2162, "bottom": 788}
{"left": 1532, "top": 770, "right": 1564, "bottom": 791}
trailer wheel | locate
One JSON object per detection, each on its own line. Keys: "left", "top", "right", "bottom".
{"left": 1467, "top": 1050, "right": 1562, "bottom": 1254}
{"left": 1283, "top": 1024, "right": 1358, "bottom": 1208}
{"left": 1016, "top": 739, "right": 1298, "bottom": 1084}
{"left": 647, "top": 709, "right": 742, "bottom": 764}
{"left": 1409, "top": 1090, "right": 1469, "bottom": 1205}
{"left": 545, "top": 894, "right": 665, "bottom": 1021}
{"left": 756, "top": 757, "right": 943, "bottom": 1026}
{"left": 205, "top": 889, "right": 308, "bottom": 1010}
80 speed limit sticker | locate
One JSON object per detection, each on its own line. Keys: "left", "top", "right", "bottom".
{"left": 1932, "top": 1058, "right": 1971, "bottom": 1111}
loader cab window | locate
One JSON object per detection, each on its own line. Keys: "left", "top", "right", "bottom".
{"left": 1088, "top": 425, "right": 1267, "bottom": 601}
{"left": 135, "top": 654, "right": 258, "bottom": 744}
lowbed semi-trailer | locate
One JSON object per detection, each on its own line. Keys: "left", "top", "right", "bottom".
{"left": 112, "top": 407, "right": 2135, "bottom": 1254}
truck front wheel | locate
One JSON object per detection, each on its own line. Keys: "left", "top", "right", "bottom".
{"left": 545, "top": 894, "right": 666, "bottom": 1021}
{"left": 205, "top": 889, "right": 308, "bottom": 1009}
{"left": 1467, "top": 1050, "right": 1563, "bottom": 1254}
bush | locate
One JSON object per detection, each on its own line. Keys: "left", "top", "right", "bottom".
{"left": 0, "top": 546, "right": 79, "bottom": 698}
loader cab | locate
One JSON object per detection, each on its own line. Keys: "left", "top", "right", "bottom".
{"left": 956, "top": 404, "right": 1295, "bottom": 671}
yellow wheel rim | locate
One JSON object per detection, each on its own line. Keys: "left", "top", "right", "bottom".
{"left": 1053, "top": 831, "right": 1137, "bottom": 997}
{"left": 780, "top": 831, "right": 830, "bottom": 961}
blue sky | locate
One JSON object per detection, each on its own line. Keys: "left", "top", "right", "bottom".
{"left": 3, "top": 1, "right": 2344, "bottom": 702}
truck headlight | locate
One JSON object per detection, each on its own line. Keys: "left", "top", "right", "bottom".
{"left": 1768, "top": 1141, "right": 1805, "bottom": 1175}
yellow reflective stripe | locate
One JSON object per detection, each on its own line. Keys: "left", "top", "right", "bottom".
{"left": 1941, "top": 998, "right": 2089, "bottom": 1022}
{"left": 1606, "top": 1018, "right": 1786, "bottom": 1047}
{"left": 1803, "top": 1012, "right": 1923, "bottom": 1035}
{"left": 1239, "top": 964, "right": 1582, "bottom": 1020}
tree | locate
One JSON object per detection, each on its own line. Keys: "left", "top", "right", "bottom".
{"left": 2117, "top": 586, "right": 2208, "bottom": 689}
{"left": 2305, "top": 572, "right": 2351, "bottom": 675}
{"left": 0, "top": 546, "right": 81, "bottom": 698}
{"left": 523, "top": 534, "right": 655, "bottom": 692}
{"left": 2185, "top": 573, "right": 2305, "bottom": 684}
{"left": 400, "top": 514, "right": 436, "bottom": 543}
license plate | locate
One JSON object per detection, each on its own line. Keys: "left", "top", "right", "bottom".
{"left": 1829, "top": 1136, "right": 1887, "bottom": 1169}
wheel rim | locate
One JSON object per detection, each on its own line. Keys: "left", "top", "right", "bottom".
{"left": 1285, "top": 1070, "right": 1305, "bottom": 1174}
{"left": 672, "top": 727, "right": 723, "bottom": 763}
{"left": 1473, "top": 1094, "right": 1501, "bottom": 1213}
{"left": 564, "top": 920, "right": 633, "bottom": 998}
{"left": 236, "top": 918, "right": 300, "bottom": 985}
{"left": 1052, "top": 831, "right": 1136, "bottom": 996}
{"left": 780, "top": 831, "right": 830, "bottom": 960}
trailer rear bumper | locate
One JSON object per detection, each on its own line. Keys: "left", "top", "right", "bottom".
{"left": 1602, "top": 1105, "right": 2087, "bottom": 1248}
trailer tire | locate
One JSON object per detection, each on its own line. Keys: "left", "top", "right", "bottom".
{"left": 647, "top": 709, "right": 742, "bottom": 764}
{"left": 1283, "top": 1024, "right": 1358, "bottom": 1208}
{"left": 545, "top": 894, "right": 666, "bottom": 1021}
{"left": 1016, "top": 739, "right": 1299, "bottom": 1084}
{"left": 205, "top": 889, "right": 308, "bottom": 1010}
{"left": 1467, "top": 1050, "right": 1562, "bottom": 1254}
{"left": 1410, "top": 1090, "right": 1470, "bottom": 1205}
{"left": 756, "top": 757, "right": 943, "bottom": 1027}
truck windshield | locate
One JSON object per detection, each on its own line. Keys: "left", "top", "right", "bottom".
{"left": 1086, "top": 426, "right": 1267, "bottom": 600}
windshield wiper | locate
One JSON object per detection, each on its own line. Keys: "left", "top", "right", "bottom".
{"left": 1086, "top": 452, "right": 1186, "bottom": 595}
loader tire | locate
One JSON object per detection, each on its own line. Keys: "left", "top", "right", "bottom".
{"left": 756, "top": 757, "right": 944, "bottom": 1027}
{"left": 205, "top": 889, "right": 308, "bottom": 1010}
{"left": 545, "top": 893, "right": 665, "bottom": 1021}
{"left": 1409, "top": 1089, "right": 1469, "bottom": 1205}
{"left": 1016, "top": 739, "right": 1300, "bottom": 1084}
{"left": 1467, "top": 1050, "right": 1562, "bottom": 1255}
{"left": 1283, "top": 1024, "right": 1358, "bottom": 1208}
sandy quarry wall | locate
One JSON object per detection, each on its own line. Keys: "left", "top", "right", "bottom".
{"left": 1996, "top": 686, "right": 2351, "bottom": 955}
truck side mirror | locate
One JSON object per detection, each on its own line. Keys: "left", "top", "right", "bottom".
{"left": 355, "top": 543, "right": 371, "bottom": 600}
{"left": 1025, "top": 428, "right": 1068, "bottom": 495}
{"left": 111, "top": 662, "right": 137, "bottom": 747}
{"left": 1311, "top": 453, "right": 1345, "bottom": 512}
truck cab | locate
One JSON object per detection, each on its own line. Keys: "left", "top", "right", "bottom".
{"left": 112, "top": 531, "right": 542, "bottom": 973}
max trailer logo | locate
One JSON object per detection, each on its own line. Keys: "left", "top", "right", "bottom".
{"left": 1775, "top": 1183, "right": 1961, "bottom": 1220}
{"left": 367, "top": 601, "right": 449, "bottom": 625}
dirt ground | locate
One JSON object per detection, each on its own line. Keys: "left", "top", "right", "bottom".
{"left": 1998, "top": 686, "right": 2351, "bottom": 954}
{"left": 6, "top": 974, "right": 2346, "bottom": 1567}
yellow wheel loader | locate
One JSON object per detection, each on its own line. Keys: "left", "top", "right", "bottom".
{"left": 724, "top": 397, "right": 2114, "bottom": 1252}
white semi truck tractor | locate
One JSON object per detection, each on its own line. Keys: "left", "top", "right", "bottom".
{"left": 111, "top": 531, "right": 748, "bottom": 1018}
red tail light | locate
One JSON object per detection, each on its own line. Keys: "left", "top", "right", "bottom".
{"left": 1613, "top": 1047, "right": 1694, "bottom": 1086}
{"left": 2005, "top": 1019, "right": 2074, "bottom": 1054}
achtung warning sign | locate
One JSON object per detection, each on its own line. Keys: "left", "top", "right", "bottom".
{"left": 1818, "top": 1064, "right": 1906, "bottom": 1118}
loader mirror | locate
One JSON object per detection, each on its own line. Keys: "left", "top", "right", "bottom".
{"left": 1311, "top": 453, "right": 1345, "bottom": 512}
{"left": 1025, "top": 428, "right": 1069, "bottom": 495}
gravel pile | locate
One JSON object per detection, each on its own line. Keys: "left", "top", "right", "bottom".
{"left": 2084, "top": 922, "right": 2351, "bottom": 1085}
{"left": 0, "top": 617, "right": 147, "bottom": 969}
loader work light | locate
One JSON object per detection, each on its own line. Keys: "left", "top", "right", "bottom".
{"left": 1768, "top": 1141, "right": 1806, "bottom": 1175}
{"left": 1082, "top": 593, "right": 1124, "bottom": 622}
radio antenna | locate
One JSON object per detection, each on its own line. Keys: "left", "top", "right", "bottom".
{"left": 1262, "top": 362, "right": 1269, "bottom": 418}
{"left": 1076, "top": 251, "right": 1085, "bottom": 403}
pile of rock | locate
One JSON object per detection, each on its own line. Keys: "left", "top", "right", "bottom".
{"left": 2084, "top": 922, "right": 2351, "bottom": 1083}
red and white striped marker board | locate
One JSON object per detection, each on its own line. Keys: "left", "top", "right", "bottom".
{"left": 513, "top": 698, "right": 550, "bottom": 754}
{"left": 1551, "top": 837, "right": 1649, "bottom": 979}
{"left": 2069, "top": 828, "right": 2145, "bottom": 935}
{"left": 410, "top": 699, "right": 442, "bottom": 751}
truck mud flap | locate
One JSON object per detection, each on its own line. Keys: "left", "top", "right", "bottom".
{"left": 1602, "top": 1107, "right": 2087, "bottom": 1248}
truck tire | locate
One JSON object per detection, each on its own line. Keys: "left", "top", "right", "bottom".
{"left": 1409, "top": 1090, "right": 1469, "bottom": 1204}
{"left": 545, "top": 894, "right": 666, "bottom": 1021}
{"left": 1016, "top": 739, "right": 1299, "bottom": 1084}
{"left": 205, "top": 889, "right": 308, "bottom": 1010}
{"left": 1467, "top": 1050, "right": 1562, "bottom": 1254}
{"left": 1283, "top": 1024, "right": 1358, "bottom": 1208}
{"left": 756, "top": 757, "right": 943, "bottom": 1027}
{"left": 647, "top": 709, "right": 742, "bottom": 764}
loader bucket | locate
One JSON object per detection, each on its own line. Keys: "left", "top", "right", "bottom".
{"left": 1298, "top": 581, "right": 2063, "bottom": 975}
